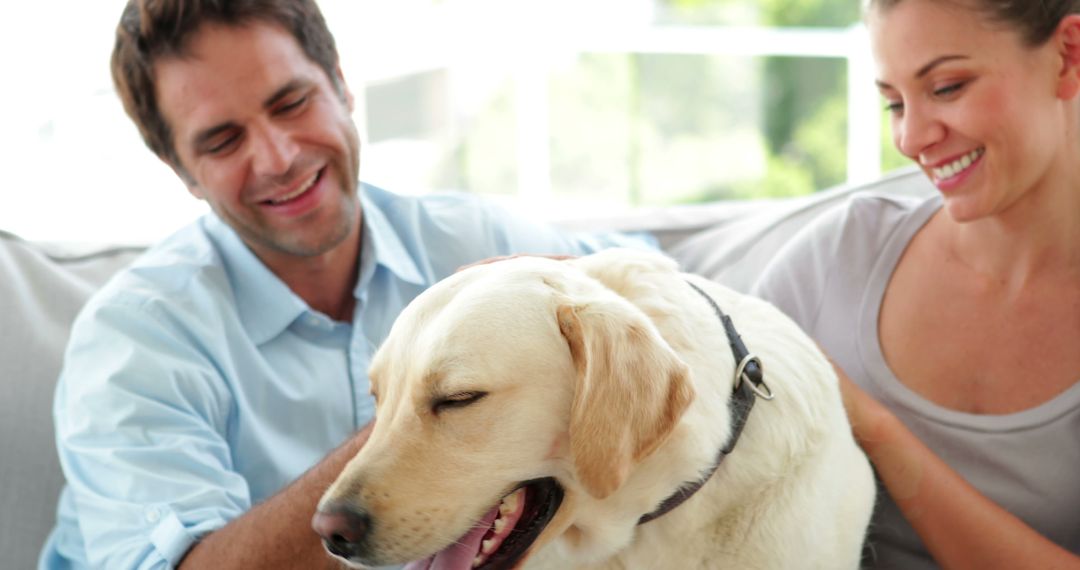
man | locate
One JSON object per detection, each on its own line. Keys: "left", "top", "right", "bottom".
{"left": 40, "top": 2, "right": 650, "bottom": 568}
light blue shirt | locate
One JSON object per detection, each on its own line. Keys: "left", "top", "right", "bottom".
{"left": 41, "top": 184, "right": 653, "bottom": 569}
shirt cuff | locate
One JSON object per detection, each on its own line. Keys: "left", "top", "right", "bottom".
{"left": 147, "top": 507, "right": 203, "bottom": 567}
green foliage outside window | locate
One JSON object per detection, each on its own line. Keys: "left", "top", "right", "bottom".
{"left": 433, "top": 0, "right": 906, "bottom": 206}
{"left": 654, "top": 0, "right": 867, "bottom": 202}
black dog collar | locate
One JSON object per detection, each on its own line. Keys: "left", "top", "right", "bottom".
{"left": 637, "top": 280, "right": 774, "bottom": 525}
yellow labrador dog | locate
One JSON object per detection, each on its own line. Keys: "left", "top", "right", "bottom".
{"left": 314, "top": 248, "right": 874, "bottom": 570}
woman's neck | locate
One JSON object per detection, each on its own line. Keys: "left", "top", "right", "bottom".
{"left": 944, "top": 165, "right": 1080, "bottom": 294}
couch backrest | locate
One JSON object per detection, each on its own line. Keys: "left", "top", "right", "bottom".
{"left": 666, "top": 168, "right": 935, "bottom": 291}
{"left": 0, "top": 232, "right": 143, "bottom": 569}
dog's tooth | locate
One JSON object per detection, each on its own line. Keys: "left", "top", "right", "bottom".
{"left": 482, "top": 538, "right": 496, "bottom": 554}
{"left": 473, "top": 555, "right": 484, "bottom": 568}
{"left": 493, "top": 517, "right": 507, "bottom": 535}
{"left": 499, "top": 489, "right": 521, "bottom": 516}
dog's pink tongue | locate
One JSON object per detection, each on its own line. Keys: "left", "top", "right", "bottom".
{"left": 403, "top": 506, "right": 501, "bottom": 570}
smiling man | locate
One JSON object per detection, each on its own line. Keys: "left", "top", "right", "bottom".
{"left": 39, "top": 2, "right": 650, "bottom": 569}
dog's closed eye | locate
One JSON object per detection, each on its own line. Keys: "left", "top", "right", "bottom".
{"left": 432, "top": 391, "right": 488, "bottom": 414}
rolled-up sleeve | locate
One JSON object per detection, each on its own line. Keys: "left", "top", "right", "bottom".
{"left": 55, "top": 293, "right": 245, "bottom": 569}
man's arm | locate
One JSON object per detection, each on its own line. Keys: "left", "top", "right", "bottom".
{"left": 178, "top": 423, "right": 372, "bottom": 570}
{"left": 835, "top": 365, "right": 1080, "bottom": 570}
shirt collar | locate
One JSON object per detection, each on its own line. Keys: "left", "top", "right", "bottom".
{"left": 356, "top": 183, "right": 424, "bottom": 289}
{"left": 203, "top": 214, "right": 305, "bottom": 346}
{"left": 204, "top": 184, "right": 424, "bottom": 345}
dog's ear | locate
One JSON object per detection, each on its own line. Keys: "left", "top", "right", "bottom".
{"left": 557, "top": 302, "right": 693, "bottom": 500}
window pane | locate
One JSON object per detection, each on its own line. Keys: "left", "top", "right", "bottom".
{"left": 366, "top": 53, "right": 850, "bottom": 211}
{"left": 654, "top": 0, "right": 861, "bottom": 27}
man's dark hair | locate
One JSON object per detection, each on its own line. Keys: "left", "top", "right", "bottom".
{"left": 111, "top": 0, "right": 341, "bottom": 174}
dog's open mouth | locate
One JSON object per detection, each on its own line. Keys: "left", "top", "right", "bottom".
{"left": 403, "top": 478, "right": 563, "bottom": 570}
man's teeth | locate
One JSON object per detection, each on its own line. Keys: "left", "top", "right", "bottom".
{"left": 932, "top": 148, "right": 983, "bottom": 181}
{"left": 270, "top": 172, "right": 319, "bottom": 204}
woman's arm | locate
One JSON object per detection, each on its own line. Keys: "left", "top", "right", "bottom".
{"left": 834, "top": 364, "right": 1080, "bottom": 570}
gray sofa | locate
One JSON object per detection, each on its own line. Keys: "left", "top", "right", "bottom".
{"left": 0, "top": 168, "right": 933, "bottom": 569}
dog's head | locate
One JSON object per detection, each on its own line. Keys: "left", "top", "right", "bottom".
{"left": 313, "top": 254, "right": 694, "bottom": 569}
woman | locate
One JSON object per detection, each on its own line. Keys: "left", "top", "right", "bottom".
{"left": 752, "top": 0, "right": 1080, "bottom": 568}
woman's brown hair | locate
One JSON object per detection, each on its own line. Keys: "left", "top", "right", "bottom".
{"left": 867, "top": 0, "right": 1080, "bottom": 46}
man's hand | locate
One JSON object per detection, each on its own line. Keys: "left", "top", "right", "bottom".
{"left": 179, "top": 424, "right": 374, "bottom": 569}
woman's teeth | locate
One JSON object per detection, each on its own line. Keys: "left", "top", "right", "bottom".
{"left": 932, "top": 148, "right": 983, "bottom": 181}
{"left": 270, "top": 172, "right": 319, "bottom": 204}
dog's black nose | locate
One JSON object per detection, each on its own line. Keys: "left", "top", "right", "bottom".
{"left": 312, "top": 503, "right": 371, "bottom": 559}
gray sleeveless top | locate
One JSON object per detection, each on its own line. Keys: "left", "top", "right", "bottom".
{"left": 752, "top": 192, "right": 1080, "bottom": 569}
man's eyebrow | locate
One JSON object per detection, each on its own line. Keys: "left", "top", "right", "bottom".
{"left": 192, "top": 122, "right": 237, "bottom": 150}
{"left": 189, "top": 80, "right": 311, "bottom": 150}
{"left": 875, "top": 54, "right": 970, "bottom": 90}
{"left": 264, "top": 79, "right": 308, "bottom": 108}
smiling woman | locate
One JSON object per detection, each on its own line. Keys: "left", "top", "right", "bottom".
{"left": 751, "top": 0, "right": 1080, "bottom": 567}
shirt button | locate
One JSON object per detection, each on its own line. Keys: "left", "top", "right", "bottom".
{"left": 145, "top": 506, "right": 162, "bottom": 523}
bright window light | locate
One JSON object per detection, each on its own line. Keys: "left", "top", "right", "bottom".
{"left": 1, "top": 0, "right": 882, "bottom": 245}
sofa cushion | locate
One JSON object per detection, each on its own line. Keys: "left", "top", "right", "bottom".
{"left": 0, "top": 231, "right": 143, "bottom": 570}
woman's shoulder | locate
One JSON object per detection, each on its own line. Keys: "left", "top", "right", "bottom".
{"left": 829, "top": 190, "right": 939, "bottom": 242}
{"left": 751, "top": 190, "right": 939, "bottom": 325}
{"left": 764, "top": 191, "right": 940, "bottom": 275}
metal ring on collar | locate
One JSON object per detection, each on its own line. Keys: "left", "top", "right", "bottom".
{"left": 733, "top": 354, "right": 774, "bottom": 400}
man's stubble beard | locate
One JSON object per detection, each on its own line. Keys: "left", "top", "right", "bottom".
{"left": 242, "top": 128, "right": 362, "bottom": 260}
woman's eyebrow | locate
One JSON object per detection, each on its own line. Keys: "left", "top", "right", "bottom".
{"left": 916, "top": 54, "right": 970, "bottom": 78}
{"left": 875, "top": 54, "right": 970, "bottom": 90}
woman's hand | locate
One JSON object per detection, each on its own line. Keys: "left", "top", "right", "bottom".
{"left": 829, "top": 357, "right": 894, "bottom": 450}
{"left": 826, "top": 358, "right": 1080, "bottom": 570}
